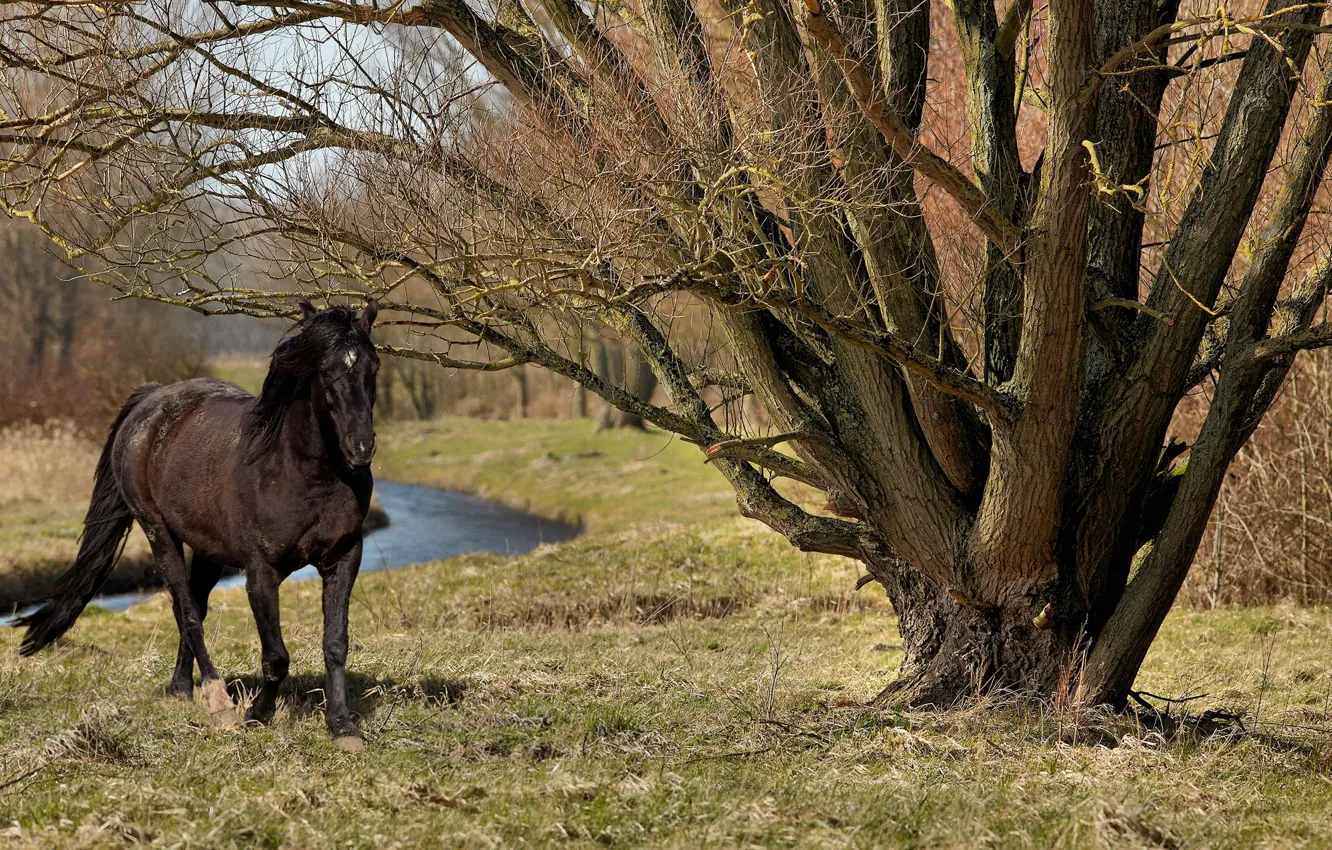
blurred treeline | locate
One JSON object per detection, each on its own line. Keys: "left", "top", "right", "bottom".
{"left": 0, "top": 223, "right": 210, "bottom": 426}
{"left": 0, "top": 222, "right": 682, "bottom": 430}
{"left": 374, "top": 341, "right": 650, "bottom": 423}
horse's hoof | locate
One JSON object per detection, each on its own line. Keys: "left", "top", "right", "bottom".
{"left": 245, "top": 705, "right": 275, "bottom": 726}
{"left": 199, "top": 679, "right": 239, "bottom": 729}
{"left": 164, "top": 684, "right": 193, "bottom": 701}
{"left": 211, "top": 707, "right": 243, "bottom": 730}
{"left": 332, "top": 735, "right": 365, "bottom": 752}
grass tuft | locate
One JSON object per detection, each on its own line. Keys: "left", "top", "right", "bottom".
{"left": 42, "top": 703, "right": 134, "bottom": 763}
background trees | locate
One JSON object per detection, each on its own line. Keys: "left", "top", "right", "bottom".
{"left": 0, "top": 222, "right": 207, "bottom": 425}
{"left": 4, "top": 0, "right": 1332, "bottom": 706}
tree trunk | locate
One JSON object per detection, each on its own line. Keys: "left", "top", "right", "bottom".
{"left": 880, "top": 599, "right": 1075, "bottom": 707}
{"left": 594, "top": 338, "right": 620, "bottom": 430}
{"left": 571, "top": 382, "right": 586, "bottom": 418}
{"left": 513, "top": 367, "right": 529, "bottom": 418}
{"left": 28, "top": 291, "right": 50, "bottom": 370}
{"left": 56, "top": 279, "right": 77, "bottom": 374}
{"left": 615, "top": 346, "right": 657, "bottom": 430}
{"left": 597, "top": 341, "right": 657, "bottom": 430}
{"left": 854, "top": 537, "right": 1080, "bottom": 707}
{"left": 380, "top": 364, "right": 396, "bottom": 418}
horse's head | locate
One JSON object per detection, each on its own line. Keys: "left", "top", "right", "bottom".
{"left": 255, "top": 299, "right": 380, "bottom": 468}
{"left": 302, "top": 299, "right": 380, "bottom": 468}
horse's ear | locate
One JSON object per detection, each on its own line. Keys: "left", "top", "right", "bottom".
{"left": 358, "top": 299, "right": 379, "bottom": 336}
{"left": 297, "top": 299, "right": 318, "bottom": 322}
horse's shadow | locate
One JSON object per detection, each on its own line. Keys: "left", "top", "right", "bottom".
{"left": 225, "top": 672, "right": 467, "bottom": 721}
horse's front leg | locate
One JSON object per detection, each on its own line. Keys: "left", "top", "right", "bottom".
{"left": 320, "top": 536, "right": 364, "bottom": 750}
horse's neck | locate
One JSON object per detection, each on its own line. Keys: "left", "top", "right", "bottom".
{"left": 275, "top": 395, "right": 341, "bottom": 479}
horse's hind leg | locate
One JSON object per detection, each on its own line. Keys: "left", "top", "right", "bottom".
{"left": 166, "top": 557, "right": 224, "bottom": 699}
{"left": 144, "top": 522, "right": 240, "bottom": 729}
{"left": 243, "top": 563, "right": 289, "bottom": 725}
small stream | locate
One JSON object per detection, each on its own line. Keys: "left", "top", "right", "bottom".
{"left": 6, "top": 480, "right": 577, "bottom": 619}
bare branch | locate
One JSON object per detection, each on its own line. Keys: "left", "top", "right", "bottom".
{"left": 799, "top": 0, "right": 1023, "bottom": 257}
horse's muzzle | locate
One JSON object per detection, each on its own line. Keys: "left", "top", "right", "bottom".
{"left": 344, "top": 435, "right": 377, "bottom": 468}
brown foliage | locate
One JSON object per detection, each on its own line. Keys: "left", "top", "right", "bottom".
{"left": 0, "top": 224, "right": 208, "bottom": 427}
{"left": 1183, "top": 352, "right": 1332, "bottom": 607}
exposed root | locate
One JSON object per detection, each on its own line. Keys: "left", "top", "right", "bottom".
{"left": 871, "top": 603, "right": 1074, "bottom": 710}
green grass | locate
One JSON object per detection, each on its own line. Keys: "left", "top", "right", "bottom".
{"left": 3, "top": 418, "right": 1332, "bottom": 848}
{"left": 373, "top": 417, "right": 760, "bottom": 530}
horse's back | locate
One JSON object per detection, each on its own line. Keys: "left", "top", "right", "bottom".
{"left": 129, "top": 376, "right": 252, "bottom": 415}
{"left": 114, "top": 376, "right": 250, "bottom": 452}
{"left": 112, "top": 377, "right": 254, "bottom": 519}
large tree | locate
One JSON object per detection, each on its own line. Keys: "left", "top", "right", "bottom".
{"left": 4, "top": 0, "right": 1332, "bottom": 707}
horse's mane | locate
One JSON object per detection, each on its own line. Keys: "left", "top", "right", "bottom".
{"left": 246, "top": 306, "right": 367, "bottom": 458}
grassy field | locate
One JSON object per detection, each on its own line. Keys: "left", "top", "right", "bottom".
{"left": 2, "top": 418, "right": 1332, "bottom": 847}
{"left": 372, "top": 417, "right": 776, "bottom": 530}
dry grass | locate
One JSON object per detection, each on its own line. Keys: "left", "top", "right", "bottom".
{"left": 0, "top": 421, "right": 99, "bottom": 506}
{"left": 2, "top": 523, "right": 1332, "bottom": 848}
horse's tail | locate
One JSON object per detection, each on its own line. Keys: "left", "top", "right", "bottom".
{"left": 15, "top": 383, "right": 160, "bottom": 655}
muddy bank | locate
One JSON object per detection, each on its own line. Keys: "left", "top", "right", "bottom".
{"left": 0, "top": 555, "right": 160, "bottom": 613}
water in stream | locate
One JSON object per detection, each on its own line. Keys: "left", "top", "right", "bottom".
{"left": 5, "top": 480, "right": 576, "bottom": 620}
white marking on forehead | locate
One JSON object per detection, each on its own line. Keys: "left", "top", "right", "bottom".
{"left": 344, "top": 350, "right": 358, "bottom": 368}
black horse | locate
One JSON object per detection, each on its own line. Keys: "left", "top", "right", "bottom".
{"left": 15, "top": 300, "right": 380, "bottom": 750}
